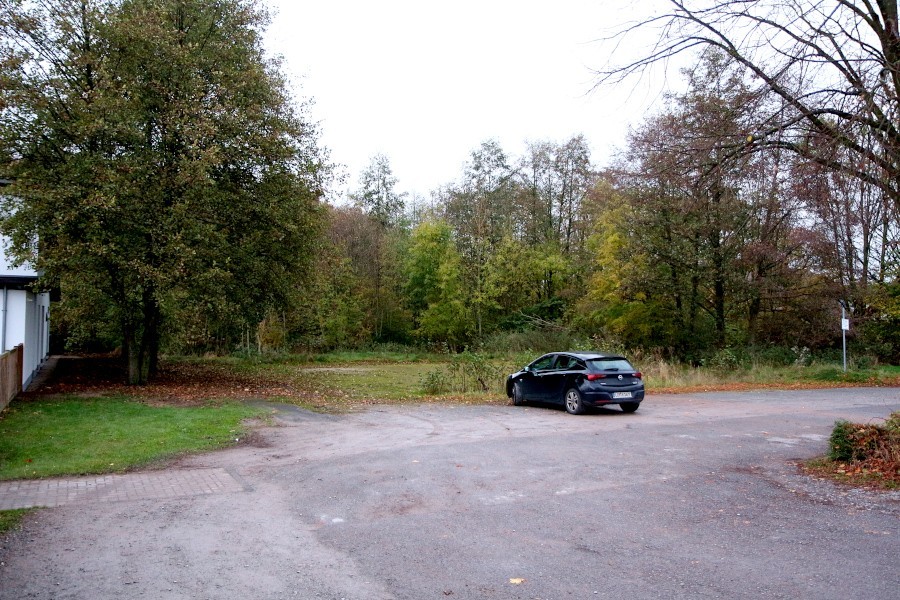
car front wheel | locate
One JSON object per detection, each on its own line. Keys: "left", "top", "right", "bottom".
{"left": 620, "top": 402, "right": 639, "bottom": 413}
{"left": 512, "top": 381, "right": 525, "bottom": 406}
{"left": 564, "top": 388, "right": 586, "bottom": 415}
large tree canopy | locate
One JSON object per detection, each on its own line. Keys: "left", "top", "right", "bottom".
{"left": 0, "top": 0, "right": 326, "bottom": 383}
{"left": 596, "top": 0, "right": 900, "bottom": 212}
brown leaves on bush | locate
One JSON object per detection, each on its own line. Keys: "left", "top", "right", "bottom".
{"left": 809, "top": 412, "right": 900, "bottom": 489}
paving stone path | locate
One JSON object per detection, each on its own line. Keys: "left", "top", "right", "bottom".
{"left": 0, "top": 467, "right": 246, "bottom": 509}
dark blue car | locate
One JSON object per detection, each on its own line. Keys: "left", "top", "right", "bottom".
{"left": 506, "top": 352, "right": 644, "bottom": 415}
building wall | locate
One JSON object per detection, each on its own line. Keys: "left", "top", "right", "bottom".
{"left": 2, "top": 191, "right": 51, "bottom": 388}
{"left": 3, "top": 289, "right": 27, "bottom": 352}
{"left": 2, "top": 288, "right": 49, "bottom": 388}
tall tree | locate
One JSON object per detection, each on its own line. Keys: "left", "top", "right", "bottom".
{"left": 627, "top": 52, "right": 757, "bottom": 348}
{"left": 0, "top": 0, "right": 325, "bottom": 383}
{"left": 516, "top": 135, "right": 594, "bottom": 301}
{"left": 443, "top": 140, "right": 517, "bottom": 336}
{"left": 349, "top": 153, "right": 408, "bottom": 340}
{"left": 351, "top": 153, "right": 406, "bottom": 229}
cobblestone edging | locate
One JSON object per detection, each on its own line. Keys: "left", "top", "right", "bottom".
{"left": 0, "top": 468, "right": 246, "bottom": 509}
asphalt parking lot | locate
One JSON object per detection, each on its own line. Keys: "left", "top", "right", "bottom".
{"left": 1, "top": 387, "right": 898, "bottom": 599}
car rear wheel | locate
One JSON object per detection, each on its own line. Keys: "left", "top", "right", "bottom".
{"left": 564, "top": 388, "right": 586, "bottom": 415}
{"left": 512, "top": 381, "right": 525, "bottom": 406}
{"left": 620, "top": 402, "right": 639, "bottom": 413}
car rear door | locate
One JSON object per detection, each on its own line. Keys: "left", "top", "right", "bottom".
{"left": 539, "top": 354, "right": 577, "bottom": 404}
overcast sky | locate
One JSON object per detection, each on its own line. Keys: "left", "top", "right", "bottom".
{"left": 263, "top": 0, "right": 673, "bottom": 201}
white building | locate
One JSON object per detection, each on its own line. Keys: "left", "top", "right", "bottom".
{"left": 0, "top": 180, "right": 50, "bottom": 389}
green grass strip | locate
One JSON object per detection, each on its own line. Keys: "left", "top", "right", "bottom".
{"left": 0, "top": 396, "right": 266, "bottom": 480}
{"left": 0, "top": 508, "right": 33, "bottom": 533}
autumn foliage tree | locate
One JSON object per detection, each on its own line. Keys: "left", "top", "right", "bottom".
{"left": 588, "top": 1, "right": 899, "bottom": 359}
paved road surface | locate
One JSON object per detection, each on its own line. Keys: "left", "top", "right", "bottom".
{"left": 1, "top": 387, "right": 898, "bottom": 599}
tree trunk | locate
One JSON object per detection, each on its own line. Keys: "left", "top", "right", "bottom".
{"left": 146, "top": 296, "right": 161, "bottom": 380}
{"left": 123, "top": 321, "right": 144, "bottom": 386}
{"left": 747, "top": 294, "right": 761, "bottom": 346}
{"left": 714, "top": 274, "right": 726, "bottom": 348}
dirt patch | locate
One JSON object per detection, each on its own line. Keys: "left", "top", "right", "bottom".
{"left": 20, "top": 356, "right": 326, "bottom": 406}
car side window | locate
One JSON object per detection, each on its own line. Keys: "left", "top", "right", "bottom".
{"left": 530, "top": 355, "right": 556, "bottom": 371}
{"left": 556, "top": 355, "right": 576, "bottom": 370}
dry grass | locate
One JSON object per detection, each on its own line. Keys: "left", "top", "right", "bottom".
{"left": 639, "top": 357, "right": 900, "bottom": 393}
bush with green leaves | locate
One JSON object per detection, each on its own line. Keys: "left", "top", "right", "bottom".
{"left": 829, "top": 420, "right": 860, "bottom": 462}
{"left": 420, "top": 369, "right": 451, "bottom": 395}
{"left": 703, "top": 347, "right": 747, "bottom": 371}
{"left": 449, "top": 351, "right": 504, "bottom": 393}
{"left": 418, "top": 350, "right": 506, "bottom": 395}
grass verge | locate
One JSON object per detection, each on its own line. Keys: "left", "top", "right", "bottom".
{"left": 641, "top": 360, "right": 900, "bottom": 392}
{"left": 0, "top": 396, "right": 266, "bottom": 480}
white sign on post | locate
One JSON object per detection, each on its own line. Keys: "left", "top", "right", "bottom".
{"left": 842, "top": 318, "right": 850, "bottom": 331}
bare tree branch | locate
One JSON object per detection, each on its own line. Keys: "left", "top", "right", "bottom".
{"left": 595, "top": 0, "right": 900, "bottom": 210}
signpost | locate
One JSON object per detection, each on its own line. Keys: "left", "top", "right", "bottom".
{"left": 839, "top": 300, "right": 849, "bottom": 372}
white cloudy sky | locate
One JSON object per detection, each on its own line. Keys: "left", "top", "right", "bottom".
{"left": 263, "top": 0, "right": 675, "bottom": 200}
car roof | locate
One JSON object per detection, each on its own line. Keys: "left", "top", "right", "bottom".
{"left": 554, "top": 352, "right": 628, "bottom": 361}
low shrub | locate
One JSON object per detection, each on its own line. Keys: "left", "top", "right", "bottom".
{"left": 418, "top": 350, "right": 507, "bottom": 395}
{"left": 828, "top": 413, "right": 900, "bottom": 468}
{"left": 420, "top": 369, "right": 451, "bottom": 395}
{"left": 751, "top": 345, "right": 799, "bottom": 367}
{"left": 448, "top": 351, "right": 504, "bottom": 393}
{"left": 829, "top": 420, "right": 861, "bottom": 462}
{"left": 703, "top": 347, "right": 747, "bottom": 371}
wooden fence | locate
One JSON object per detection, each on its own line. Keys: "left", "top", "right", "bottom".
{"left": 0, "top": 344, "right": 23, "bottom": 411}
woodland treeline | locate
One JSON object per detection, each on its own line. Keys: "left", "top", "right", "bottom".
{"left": 287, "top": 52, "right": 898, "bottom": 363}
{"left": 1, "top": 0, "right": 898, "bottom": 384}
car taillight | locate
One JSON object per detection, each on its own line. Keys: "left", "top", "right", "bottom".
{"left": 633, "top": 372, "right": 642, "bottom": 379}
{"left": 586, "top": 374, "right": 606, "bottom": 381}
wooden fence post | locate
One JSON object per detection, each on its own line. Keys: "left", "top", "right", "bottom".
{"left": 0, "top": 344, "right": 24, "bottom": 411}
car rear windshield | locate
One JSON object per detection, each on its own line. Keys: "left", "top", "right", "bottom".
{"left": 587, "top": 358, "right": 635, "bottom": 372}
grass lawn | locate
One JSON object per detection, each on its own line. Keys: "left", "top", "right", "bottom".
{"left": 0, "top": 396, "right": 266, "bottom": 480}
{"left": 296, "top": 363, "right": 447, "bottom": 401}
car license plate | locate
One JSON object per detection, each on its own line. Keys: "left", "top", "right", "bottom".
{"left": 612, "top": 392, "right": 632, "bottom": 399}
